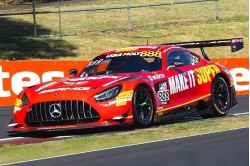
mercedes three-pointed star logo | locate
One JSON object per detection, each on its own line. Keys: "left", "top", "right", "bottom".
{"left": 49, "top": 103, "right": 62, "bottom": 118}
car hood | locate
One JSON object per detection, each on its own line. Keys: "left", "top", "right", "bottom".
{"left": 25, "top": 74, "right": 142, "bottom": 102}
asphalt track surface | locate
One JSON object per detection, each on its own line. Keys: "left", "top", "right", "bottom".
{"left": 0, "top": 95, "right": 249, "bottom": 146}
{"left": 3, "top": 128, "right": 249, "bottom": 166}
{"left": 0, "top": 95, "right": 249, "bottom": 166}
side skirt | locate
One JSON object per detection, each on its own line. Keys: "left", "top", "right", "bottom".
{"left": 156, "top": 104, "right": 212, "bottom": 123}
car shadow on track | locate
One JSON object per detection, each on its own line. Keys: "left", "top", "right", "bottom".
{"left": 8, "top": 125, "right": 136, "bottom": 138}
{"left": 8, "top": 117, "right": 203, "bottom": 138}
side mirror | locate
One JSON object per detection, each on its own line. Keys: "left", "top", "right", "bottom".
{"left": 69, "top": 68, "right": 78, "bottom": 78}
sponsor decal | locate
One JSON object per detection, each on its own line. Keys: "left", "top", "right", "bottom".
{"left": 158, "top": 82, "right": 168, "bottom": 91}
{"left": 168, "top": 64, "right": 220, "bottom": 95}
{"left": 109, "top": 90, "right": 133, "bottom": 106}
{"left": 13, "top": 98, "right": 22, "bottom": 114}
{"left": 157, "top": 82, "right": 169, "bottom": 104}
{"left": 232, "top": 38, "right": 244, "bottom": 43}
{"left": 106, "top": 51, "right": 162, "bottom": 58}
{"left": 0, "top": 66, "right": 64, "bottom": 97}
{"left": 106, "top": 52, "right": 141, "bottom": 58}
{"left": 230, "top": 67, "right": 249, "bottom": 91}
{"left": 69, "top": 75, "right": 119, "bottom": 82}
{"left": 157, "top": 81, "right": 169, "bottom": 104}
{"left": 62, "top": 81, "right": 88, "bottom": 85}
{"left": 168, "top": 73, "right": 190, "bottom": 95}
{"left": 158, "top": 91, "right": 169, "bottom": 104}
{"left": 147, "top": 73, "right": 165, "bottom": 81}
{"left": 140, "top": 51, "right": 162, "bottom": 58}
{"left": 109, "top": 98, "right": 132, "bottom": 106}
{"left": 194, "top": 65, "right": 220, "bottom": 85}
{"left": 38, "top": 87, "right": 90, "bottom": 94}
{"left": 0, "top": 59, "right": 248, "bottom": 106}
{"left": 14, "top": 98, "right": 22, "bottom": 107}
{"left": 36, "top": 80, "right": 88, "bottom": 93}
{"left": 116, "top": 90, "right": 133, "bottom": 99}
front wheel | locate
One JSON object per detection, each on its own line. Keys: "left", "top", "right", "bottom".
{"left": 211, "top": 76, "right": 230, "bottom": 116}
{"left": 132, "top": 85, "right": 154, "bottom": 127}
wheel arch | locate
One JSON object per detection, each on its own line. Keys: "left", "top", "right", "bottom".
{"left": 214, "top": 73, "right": 231, "bottom": 87}
{"left": 213, "top": 72, "right": 237, "bottom": 108}
{"left": 134, "top": 83, "right": 158, "bottom": 112}
{"left": 209, "top": 73, "right": 231, "bottom": 117}
{"left": 133, "top": 83, "right": 158, "bottom": 124}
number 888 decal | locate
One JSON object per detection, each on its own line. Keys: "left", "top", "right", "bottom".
{"left": 140, "top": 51, "right": 162, "bottom": 58}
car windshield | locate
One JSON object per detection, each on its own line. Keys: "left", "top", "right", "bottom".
{"left": 80, "top": 54, "right": 162, "bottom": 77}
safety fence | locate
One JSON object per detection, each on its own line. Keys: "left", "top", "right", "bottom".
{"left": 0, "top": 0, "right": 219, "bottom": 37}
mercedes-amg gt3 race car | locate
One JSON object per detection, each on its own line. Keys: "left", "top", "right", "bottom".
{"left": 7, "top": 38, "right": 243, "bottom": 133}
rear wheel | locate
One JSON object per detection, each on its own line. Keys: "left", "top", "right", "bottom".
{"left": 211, "top": 76, "right": 230, "bottom": 116}
{"left": 132, "top": 85, "right": 154, "bottom": 127}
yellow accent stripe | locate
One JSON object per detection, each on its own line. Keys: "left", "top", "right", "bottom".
{"left": 156, "top": 94, "right": 211, "bottom": 114}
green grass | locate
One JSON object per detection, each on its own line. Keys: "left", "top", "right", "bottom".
{"left": 0, "top": 114, "right": 248, "bottom": 164}
{"left": 0, "top": 0, "right": 248, "bottom": 60}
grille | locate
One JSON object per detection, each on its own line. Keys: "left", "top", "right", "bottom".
{"left": 25, "top": 100, "right": 100, "bottom": 127}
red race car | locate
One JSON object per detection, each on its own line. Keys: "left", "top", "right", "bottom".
{"left": 7, "top": 38, "right": 243, "bottom": 133}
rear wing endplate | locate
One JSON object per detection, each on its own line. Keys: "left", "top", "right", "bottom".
{"left": 162, "top": 38, "right": 244, "bottom": 61}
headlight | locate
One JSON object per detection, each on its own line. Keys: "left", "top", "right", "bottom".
{"left": 94, "top": 85, "right": 122, "bottom": 102}
{"left": 21, "top": 93, "right": 29, "bottom": 107}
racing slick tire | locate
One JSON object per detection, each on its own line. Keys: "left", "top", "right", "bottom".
{"left": 132, "top": 85, "right": 154, "bottom": 128}
{"left": 210, "top": 76, "right": 230, "bottom": 117}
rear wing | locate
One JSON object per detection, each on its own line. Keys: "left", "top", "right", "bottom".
{"left": 161, "top": 38, "right": 244, "bottom": 61}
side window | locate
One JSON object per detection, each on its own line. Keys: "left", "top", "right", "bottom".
{"left": 167, "top": 50, "right": 191, "bottom": 67}
{"left": 185, "top": 51, "right": 200, "bottom": 64}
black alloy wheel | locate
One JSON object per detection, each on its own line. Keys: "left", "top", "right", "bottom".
{"left": 132, "top": 85, "right": 154, "bottom": 127}
{"left": 211, "top": 76, "right": 230, "bottom": 116}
